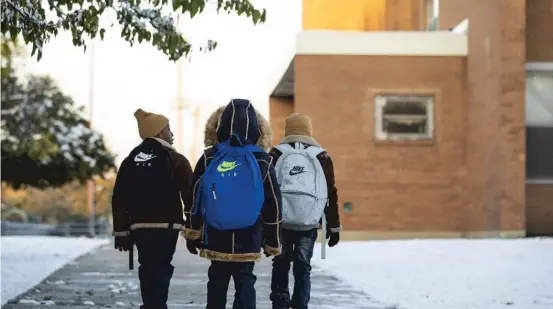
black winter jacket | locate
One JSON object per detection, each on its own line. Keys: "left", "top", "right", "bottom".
{"left": 111, "top": 138, "right": 193, "bottom": 236}
{"left": 183, "top": 99, "right": 282, "bottom": 262}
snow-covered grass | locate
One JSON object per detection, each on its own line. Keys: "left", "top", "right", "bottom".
{"left": 313, "top": 238, "right": 553, "bottom": 309}
{"left": 0, "top": 236, "right": 109, "bottom": 305}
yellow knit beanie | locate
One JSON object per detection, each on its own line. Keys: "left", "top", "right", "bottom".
{"left": 134, "top": 108, "right": 169, "bottom": 139}
{"left": 284, "top": 113, "right": 313, "bottom": 137}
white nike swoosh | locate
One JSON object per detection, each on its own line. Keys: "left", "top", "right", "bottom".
{"left": 134, "top": 154, "right": 157, "bottom": 162}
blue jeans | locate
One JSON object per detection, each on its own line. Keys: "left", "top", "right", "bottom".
{"left": 134, "top": 229, "right": 179, "bottom": 309}
{"left": 270, "top": 228, "right": 318, "bottom": 309}
{"left": 207, "top": 261, "right": 257, "bottom": 309}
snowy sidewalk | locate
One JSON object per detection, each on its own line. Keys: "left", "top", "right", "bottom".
{"left": 313, "top": 238, "right": 553, "bottom": 309}
{"left": 2, "top": 237, "right": 389, "bottom": 309}
{"left": 1, "top": 236, "right": 109, "bottom": 305}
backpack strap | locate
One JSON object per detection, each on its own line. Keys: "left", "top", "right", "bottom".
{"left": 303, "top": 146, "right": 327, "bottom": 205}
{"left": 232, "top": 133, "right": 245, "bottom": 146}
{"left": 220, "top": 134, "right": 264, "bottom": 153}
{"left": 243, "top": 144, "right": 264, "bottom": 153}
{"left": 305, "top": 145, "right": 325, "bottom": 157}
{"left": 274, "top": 143, "right": 294, "bottom": 155}
{"left": 273, "top": 144, "right": 295, "bottom": 181}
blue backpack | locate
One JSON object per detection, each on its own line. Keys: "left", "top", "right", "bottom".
{"left": 194, "top": 135, "right": 265, "bottom": 238}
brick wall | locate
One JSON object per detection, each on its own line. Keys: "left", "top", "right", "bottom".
{"left": 288, "top": 1, "right": 527, "bottom": 235}
{"left": 269, "top": 96, "right": 294, "bottom": 145}
{"left": 526, "top": 184, "right": 553, "bottom": 236}
{"left": 526, "top": 0, "right": 553, "bottom": 62}
{"left": 295, "top": 0, "right": 528, "bottom": 234}
{"left": 439, "top": 0, "right": 526, "bottom": 233}
{"left": 295, "top": 55, "right": 469, "bottom": 231}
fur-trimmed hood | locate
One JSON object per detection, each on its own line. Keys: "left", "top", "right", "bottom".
{"left": 279, "top": 134, "right": 320, "bottom": 147}
{"left": 204, "top": 103, "right": 273, "bottom": 151}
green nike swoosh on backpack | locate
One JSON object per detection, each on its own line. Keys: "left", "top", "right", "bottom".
{"left": 217, "top": 161, "right": 241, "bottom": 172}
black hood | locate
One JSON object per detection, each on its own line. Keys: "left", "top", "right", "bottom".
{"left": 216, "top": 99, "right": 260, "bottom": 145}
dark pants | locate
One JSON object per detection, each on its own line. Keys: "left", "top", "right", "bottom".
{"left": 207, "top": 261, "right": 257, "bottom": 309}
{"left": 270, "top": 228, "right": 317, "bottom": 309}
{"left": 134, "top": 228, "right": 179, "bottom": 309}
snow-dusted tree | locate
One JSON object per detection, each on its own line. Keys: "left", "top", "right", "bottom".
{"left": 1, "top": 39, "right": 116, "bottom": 189}
{"left": 0, "top": 0, "right": 266, "bottom": 60}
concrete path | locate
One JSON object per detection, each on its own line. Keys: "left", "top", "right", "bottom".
{"left": 2, "top": 238, "right": 393, "bottom": 309}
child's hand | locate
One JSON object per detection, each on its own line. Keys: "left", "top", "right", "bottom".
{"left": 186, "top": 239, "right": 200, "bottom": 255}
{"left": 328, "top": 232, "right": 340, "bottom": 247}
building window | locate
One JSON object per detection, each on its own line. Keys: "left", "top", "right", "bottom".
{"left": 526, "top": 70, "right": 553, "bottom": 126}
{"left": 426, "top": 0, "right": 440, "bottom": 31}
{"left": 526, "top": 66, "right": 553, "bottom": 182}
{"left": 374, "top": 95, "right": 434, "bottom": 141}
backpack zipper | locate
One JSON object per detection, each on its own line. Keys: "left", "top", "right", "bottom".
{"left": 212, "top": 183, "right": 217, "bottom": 200}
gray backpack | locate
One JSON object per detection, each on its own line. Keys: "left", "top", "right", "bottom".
{"left": 274, "top": 142, "right": 328, "bottom": 231}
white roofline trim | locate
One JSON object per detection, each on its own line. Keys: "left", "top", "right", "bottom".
{"left": 296, "top": 30, "right": 468, "bottom": 56}
{"left": 526, "top": 62, "right": 553, "bottom": 72}
{"left": 526, "top": 178, "right": 553, "bottom": 185}
{"left": 451, "top": 18, "right": 469, "bottom": 34}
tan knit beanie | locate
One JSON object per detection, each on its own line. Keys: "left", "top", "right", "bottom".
{"left": 284, "top": 113, "right": 313, "bottom": 137}
{"left": 134, "top": 108, "right": 169, "bottom": 139}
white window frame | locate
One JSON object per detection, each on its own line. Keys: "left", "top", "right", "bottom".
{"left": 374, "top": 95, "right": 435, "bottom": 141}
{"left": 526, "top": 62, "right": 553, "bottom": 72}
{"left": 525, "top": 62, "right": 553, "bottom": 183}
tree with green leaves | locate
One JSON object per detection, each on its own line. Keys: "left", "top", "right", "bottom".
{"left": 1, "top": 38, "right": 116, "bottom": 189}
{"left": 0, "top": 0, "right": 267, "bottom": 61}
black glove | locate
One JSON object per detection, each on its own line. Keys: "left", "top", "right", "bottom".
{"left": 114, "top": 236, "right": 133, "bottom": 252}
{"left": 328, "top": 232, "right": 340, "bottom": 247}
{"left": 186, "top": 239, "right": 200, "bottom": 255}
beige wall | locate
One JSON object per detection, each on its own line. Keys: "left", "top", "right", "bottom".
{"left": 302, "top": 0, "right": 425, "bottom": 31}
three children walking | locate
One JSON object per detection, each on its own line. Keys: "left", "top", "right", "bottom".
{"left": 111, "top": 99, "right": 341, "bottom": 309}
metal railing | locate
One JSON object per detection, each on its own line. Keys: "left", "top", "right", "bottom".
{"left": 1, "top": 220, "right": 111, "bottom": 238}
{"left": 1, "top": 221, "right": 57, "bottom": 236}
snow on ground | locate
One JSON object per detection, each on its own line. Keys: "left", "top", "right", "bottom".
{"left": 312, "top": 238, "right": 553, "bottom": 309}
{"left": 1, "top": 236, "right": 109, "bottom": 305}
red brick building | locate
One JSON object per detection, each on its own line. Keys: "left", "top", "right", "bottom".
{"left": 269, "top": 0, "right": 553, "bottom": 239}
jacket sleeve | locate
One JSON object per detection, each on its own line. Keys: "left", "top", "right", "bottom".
{"left": 183, "top": 153, "right": 206, "bottom": 240}
{"left": 111, "top": 157, "right": 131, "bottom": 236}
{"left": 268, "top": 147, "right": 283, "bottom": 167}
{"left": 171, "top": 152, "right": 193, "bottom": 213}
{"left": 318, "top": 151, "right": 342, "bottom": 233}
{"left": 261, "top": 155, "right": 283, "bottom": 256}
